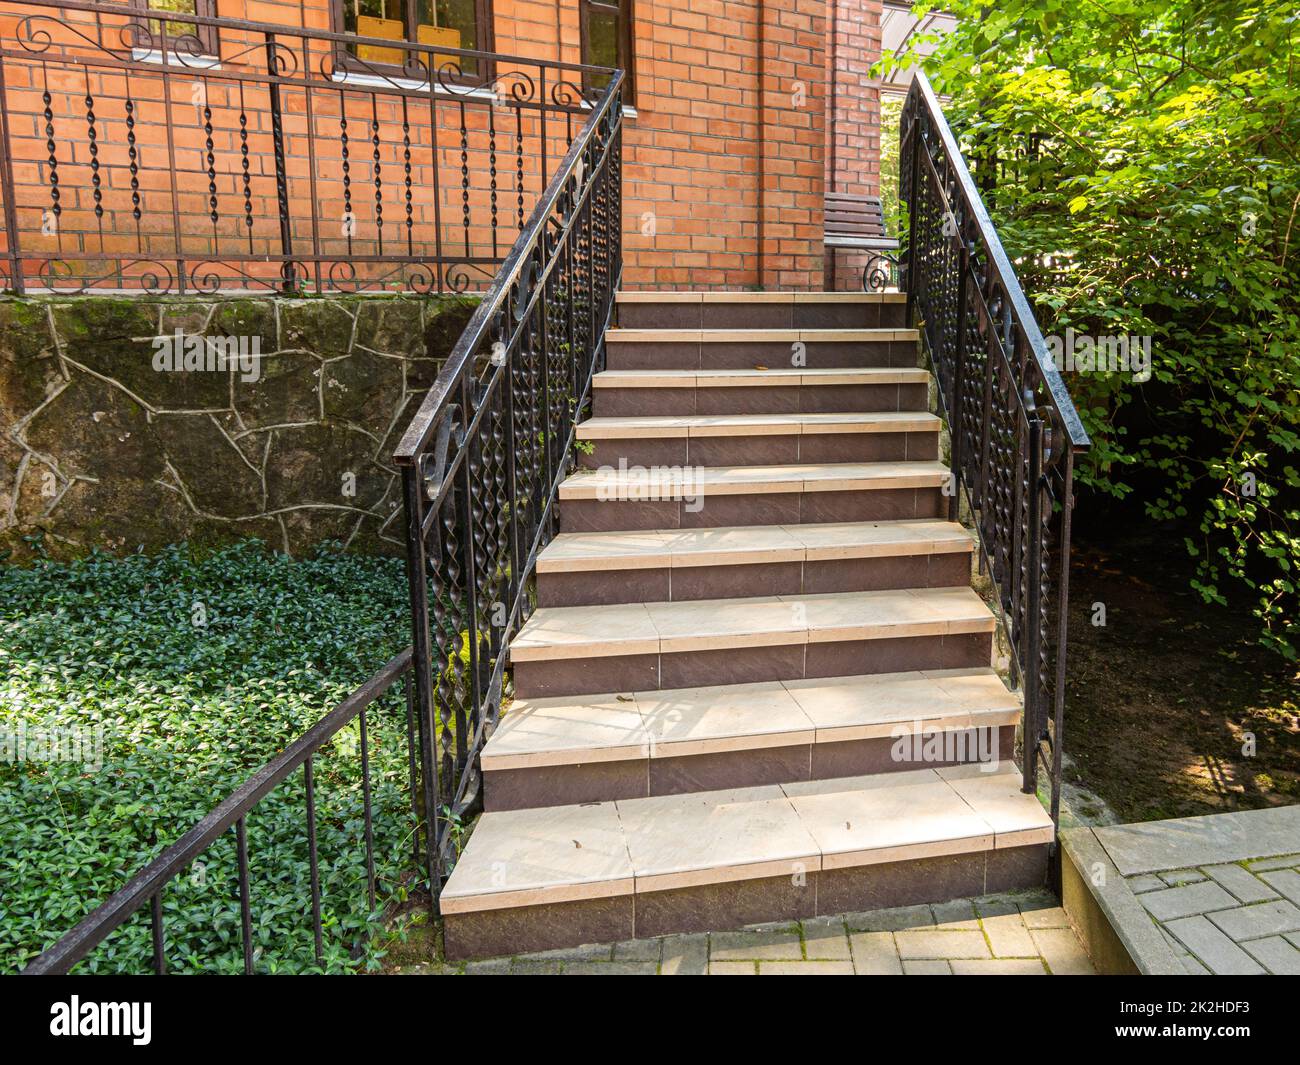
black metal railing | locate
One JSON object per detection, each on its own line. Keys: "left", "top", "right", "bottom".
{"left": 21, "top": 651, "right": 414, "bottom": 974}
{"left": 0, "top": 0, "right": 610, "bottom": 293}
{"left": 393, "top": 71, "right": 623, "bottom": 891}
{"left": 899, "top": 72, "right": 1090, "bottom": 828}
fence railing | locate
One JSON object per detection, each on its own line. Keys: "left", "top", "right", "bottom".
{"left": 899, "top": 72, "right": 1090, "bottom": 829}
{"left": 0, "top": 0, "right": 609, "bottom": 294}
{"left": 394, "top": 71, "right": 623, "bottom": 890}
{"left": 21, "top": 650, "right": 414, "bottom": 974}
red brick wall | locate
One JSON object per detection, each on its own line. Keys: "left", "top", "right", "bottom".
{"left": 0, "top": 0, "right": 877, "bottom": 292}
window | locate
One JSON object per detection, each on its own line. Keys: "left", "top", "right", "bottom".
{"left": 579, "top": 0, "right": 633, "bottom": 97}
{"left": 335, "top": 0, "right": 494, "bottom": 82}
{"left": 129, "top": 0, "right": 219, "bottom": 58}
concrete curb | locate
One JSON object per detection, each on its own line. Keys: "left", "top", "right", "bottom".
{"left": 1060, "top": 827, "right": 1184, "bottom": 976}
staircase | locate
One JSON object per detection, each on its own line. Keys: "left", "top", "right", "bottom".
{"left": 439, "top": 290, "right": 1054, "bottom": 960}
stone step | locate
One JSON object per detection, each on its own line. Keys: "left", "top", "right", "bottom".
{"left": 615, "top": 290, "right": 908, "bottom": 330}
{"left": 482, "top": 667, "right": 1020, "bottom": 811}
{"left": 557, "top": 460, "right": 949, "bottom": 531}
{"left": 591, "top": 366, "right": 929, "bottom": 417}
{"left": 510, "top": 587, "right": 995, "bottom": 698}
{"left": 536, "top": 519, "right": 973, "bottom": 607}
{"left": 605, "top": 327, "right": 921, "bottom": 371}
{"left": 440, "top": 763, "right": 1053, "bottom": 959}
{"left": 576, "top": 412, "right": 941, "bottom": 469}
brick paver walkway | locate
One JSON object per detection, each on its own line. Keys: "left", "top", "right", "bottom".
{"left": 1127, "top": 854, "right": 1300, "bottom": 975}
{"left": 401, "top": 889, "right": 1096, "bottom": 975}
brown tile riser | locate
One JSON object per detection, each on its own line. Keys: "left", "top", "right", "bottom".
{"left": 536, "top": 552, "right": 969, "bottom": 607}
{"left": 482, "top": 726, "right": 1017, "bottom": 812}
{"left": 615, "top": 302, "right": 908, "bottom": 331}
{"left": 591, "top": 383, "right": 927, "bottom": 418}
{"left": 606, "top": 340, "right": 920, "bottom": 372}
{"left": 511, "top": 631, "right": 992, "bottom": 699}
{"left": 578, "top": 431, "right": 936, "bottom": 470}
{"left": 441, "top": 845, "right": 1050, "bottom": 960}
{"left": 559, "top": 487, "right": 945, "bottom": 531}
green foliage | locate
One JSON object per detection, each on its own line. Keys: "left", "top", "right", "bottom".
{"left": 0, "top": 541, "right": 415, "bottom": 973}
{"left": 890, "top": 0, "right": 1300, "bottom": 657}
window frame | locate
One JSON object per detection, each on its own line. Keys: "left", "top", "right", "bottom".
{"left": 331, "top": 0, "right": 497, "bottom": 86}
{"left": 127, "top": 0, "right": 220, "bottom": 59}
{"left": 578, "top": 0, "right": 634, "bottom": 100}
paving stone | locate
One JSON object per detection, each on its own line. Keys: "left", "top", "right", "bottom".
{"left": 902, "top": 959, "right": 952, "bottom": 974}
{"left": 1125, "top": 874, "right": 1166, "bottom": 894}
{"left": 972, "top": 893, "right": 1021, "bottom": 917}
{"left": 1029, "top": 928, "right": 1096, "bottom": 975}
{"left": 464, "top": 957, "right": 512, "bottom": 975}
{"left": 802, "top": 916, "right": 852, "bottom": 960}
{"left": 509, "top": 960, "right": 564, "bottom": 975}
{"left": 1158, "top": 868, "right": 1208, "bottom": 886}
{"left": 1259, "top": 869, "right": 1300, "bottom": 906}
{"left": 1165, "top": 916, "right": 1266, "bottom": 975}
{"left": 1097, "top": 809, "right": 1300, "bottom": 875}
{"left": 660, "top": 934, "right": 708, "bottom": 975}
{"left": 709, "top": 928, "right": 804, "bottom": 961}
{"left": 930, "top": 898, "right": 979, "bottom": 929}
{"left": 950, "top": 959, "right": 1047, "bottom": 975}
{"left": 1181, "top": 954, "right": 1210, "bottom": 975}
{"left": 1245, "top": 854, "right": 1300, "bottom": 873}
{"left": 1240, "top": 936, "right": 1300, "bottom": 975}
{"left": 1288, "top": 932, "right": 1300, "bottom": 950}
{"left": 1201, "top": 862, "right": 1280, "bottom": 903}
{"left": 521, "top": 941, "right": 612, "bottom": 962}
{"left": 760, "top": 960, "right": 855, "bottom": 975}
{"left": 611, "top": 938, "right": 663, "bottom": 962}
{"left": 844, "top": 903, "right": 934, "bottom": 932}
{"left": 981, "top": 912, "right": 1037, "bottom": 958}
{"left": 1019, "top": 903, "right": 1070, "bottom": 929}
{"left": 895, "top": 929, "right": 991, "bottom": 960}
{"left": 561, "top": 961, "right": 659, "bottom": 975}
{"left": 1207, "top": 900, "right": 1300, "bottom": 941}
{"left": 848, "top": 931, "right": 902, "bottom": 975}
{"left": 1139, "top": 880, "right": 1238, "bottom": 922}
{"left": 708, "top": 961, "right": 757, "bottom": 975}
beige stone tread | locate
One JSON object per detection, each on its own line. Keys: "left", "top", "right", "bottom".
{"left": 577, "top": 411, "right": 940, "bottom": 439}
{"left": 439, "top": 763, "right": 1052, "bottom": 913}
{"left": 537, "top": 519, "right": 973, "bottom": 573}
{"left": 509, "top": 586, "right": 995, "bottom": 661}
{"left": 607, "top": 327, "right": 919, "bottom": 343}
{"left": 482, "top": 667, "right": 1020, "bottom": 770}
{"left": 593, "top": 367, "right": 928, "bottom": 388}
{"left": 558, "top": 460, "right": 950, "bottom": 499}
{"left": 616, "top": 290, "right": 906, "bottom": 304}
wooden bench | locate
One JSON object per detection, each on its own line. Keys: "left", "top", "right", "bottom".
{"left": 823, "top": 191, "right": 900, "bottom": 290}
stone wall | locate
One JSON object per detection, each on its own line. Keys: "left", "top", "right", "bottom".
{"left": 0, "top": 294, "right": 477, "bottom": 560}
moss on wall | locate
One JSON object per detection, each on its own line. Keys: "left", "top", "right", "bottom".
{"left": 0, "top": 293, "right": 477, "bottom": 561}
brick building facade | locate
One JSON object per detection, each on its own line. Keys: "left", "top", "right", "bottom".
{"left": 0, "top": 0, "right": 889, "bottom": 291}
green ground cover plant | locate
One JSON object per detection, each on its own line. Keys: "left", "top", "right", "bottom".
{"left": 0, "top": 541, "right": 415, "bottom": 973}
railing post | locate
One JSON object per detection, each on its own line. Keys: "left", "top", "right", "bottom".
{"left": 0, "top": 53, "right": 25, "bottom": 293}
{"left": 902, "top": 101, "right": 921, "bottom": 326}
{"left": 1023, "top": 412, "right": 1043, "bottom": 795}
{"left": 401, "top": 463, "right": 443, "bottom": 901}
{"left": 947, "top": 239, "right": 969, "bottom": 523}
{"left": 265, "top": 33, "right": 295, "bottom": 292}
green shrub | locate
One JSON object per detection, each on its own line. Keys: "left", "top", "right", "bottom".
{"left": 889, "top": 0, "right": 1300, "bottom": 657}
{"left": 0, "top": 541, "right": 415, "bottom": 973}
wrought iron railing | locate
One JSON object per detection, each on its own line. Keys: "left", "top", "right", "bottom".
{"left": 394, "top": 71, "right": 623, "bottom": 891}
{"left": 20, "top": 651, "right": 414, "bottom": 974}
{"left": 0, "top": 0, "right": 608, "bottom": 293}
{"left": 899, "top": 72, "right": 1090, "bottom": 828}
